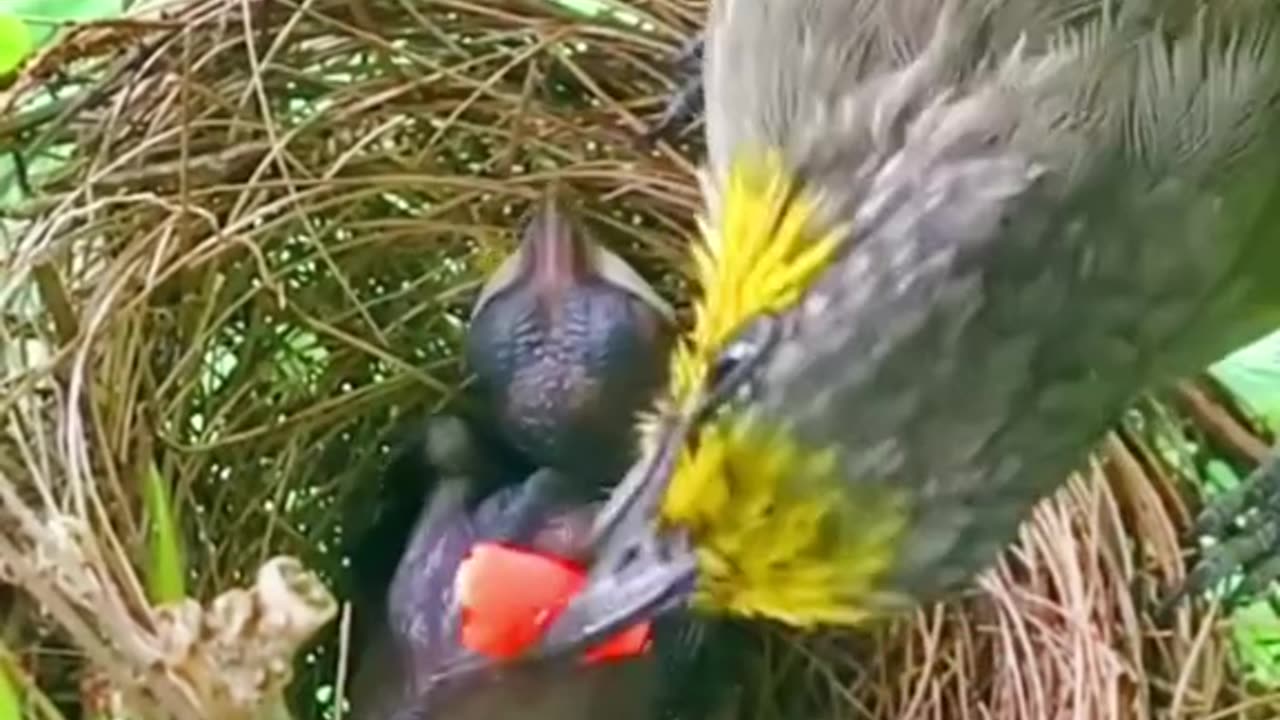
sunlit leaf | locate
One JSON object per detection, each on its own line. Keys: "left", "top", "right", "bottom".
{"left": 144, "top": 461, "right": 186, "bottom": 604}
{"left": 1203, "top": 458, "right": 1241, "bottom": 494}
{"left": 0, "top": 0, "right": 125, "bottom": 45}
{"left": 0, "top": 13, "right": 32, "bottom": 75}
{"left": 1233, "top": 601, "right": 1280, "bottom": 687}
{"left": 1212, "top": 329, "right": 1280, "bottom": 431}
{"left": 0, "top": 661, "right": 19, "bottom": 720}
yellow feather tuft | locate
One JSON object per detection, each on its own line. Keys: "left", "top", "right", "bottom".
{"left": 650, "top": 150, "right": 907, "bottom": 626}
{"left": 670, "top": 150, "right": 843, "bottom": 404}
{"left": 663, "top": 413, "right": 909, "bottom": 627}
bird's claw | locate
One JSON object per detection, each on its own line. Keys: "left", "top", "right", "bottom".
{"left": 1191, "top": 455, "right": 1278, "bottom": 536}
{"left": 671, "top": 32, "right": 705, "bottom": 74}
{"left": 1175, "top": 445, "right": 1280, "bottom": 607}
{"left": 640, "top": 33, "right": 706, "bottom": 148}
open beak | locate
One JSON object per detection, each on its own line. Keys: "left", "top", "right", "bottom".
{"left": 523, "top": 314, "right": 784, "bottom": 660}
{"left": 428, "top": 415, "right": 700, "bottom": 686}
{"left": 528, "top": 412, "right": 701, "bottom": 659}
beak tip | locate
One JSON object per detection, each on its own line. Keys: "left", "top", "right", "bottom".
{"left": 533, "top": 541, "right": 698, "bottom": 659}
{"left": 521, "top": 194, "right": 588, "bottom": 283}
{"left": 527, "top": 413, "right": 699, "bottom": 659}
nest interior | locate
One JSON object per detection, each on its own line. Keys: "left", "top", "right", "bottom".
{"left": 0, "top": 0, "right": 1277, "bottom": 718}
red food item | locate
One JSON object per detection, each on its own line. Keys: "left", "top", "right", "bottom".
{"left": 457, "top": 541, "right": 652, "bottom": 664}
{"left": 581, "top": 621, "right": 652, "bottom": 663}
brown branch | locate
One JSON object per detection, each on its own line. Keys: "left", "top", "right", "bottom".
{"left": 1175, "top": 380, "right": 1270, "bottom": 465}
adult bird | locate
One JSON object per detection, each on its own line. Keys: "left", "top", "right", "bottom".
{"left": 503, "top": 0, "right": 1280, "bottom": 654}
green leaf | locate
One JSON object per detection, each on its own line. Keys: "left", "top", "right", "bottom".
{"left": 1232, "top": 600, "right": 1280, "bottom": 687}
{"left": 1211, "top": 329, "right": 1280, "bottom": 432}
{"left": 1203, "top": 458, "right": 1241, "bottom": 495}
{"left": 5, "top": 0, "right": 121, "bottom": 16}
{"left": 144, "top": 461, "right": 186, "bottom": 604}
{"left": 0, "top": 13, "right": 32, "bottom": 75}
{"left": 0, "top": 661, "right": 20, "bottom": 720}
{"left": 0, "top": 0, "right": 125, "bottom": 46}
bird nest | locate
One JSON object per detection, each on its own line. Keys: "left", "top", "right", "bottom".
{"left": 0, "top": 0, "right": 1275, "bottom": 718}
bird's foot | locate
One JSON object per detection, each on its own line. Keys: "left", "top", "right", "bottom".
{"left": 671, "top": 32, "right": 705, "bottom": 75}
{"left": 1174, "top": 444, "right": 1280, "bottom": 608}
{"left": 639, "top": 32, "right": 705, "bottom": 148}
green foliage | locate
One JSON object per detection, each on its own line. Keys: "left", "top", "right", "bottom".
{"left": 1234, "top": 601, "right": 1280, "bottom": 686}
{"left": 0, "top": 0, "right": 122, "bottom": 46}
{"left": 1212, "top": 329, "right": 1280, "bottom": 432}
{"left": 144, "top": 461, "right": 187, "bottom": 605}
{"left": 1204, "top": 330, "right": 1280, "bottom": 686}
{"left": 0, "top": 13, "right": 32, "bottom": 75}
{"left": 1, "top": 0, "right": 123, "bottom": 207}
{"left": 0, "top": 661, "right": 19, "bottom": 720}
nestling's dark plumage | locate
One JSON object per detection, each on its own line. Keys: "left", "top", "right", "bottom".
{"left": 465, "top": 195, "right": 676, "bottom": 486}
{"left": 345, "top": 196, "right": 745, "bottom": 720}
{"left": 347, "top": 425, "right": 660, "bottom": 720}
{"left": 346, "top": 416, "right": 748, "bottom": 720}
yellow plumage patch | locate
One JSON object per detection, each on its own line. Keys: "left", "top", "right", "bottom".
{"left": 669, "top": 150, "right": 843, "bottom": 402}
{"left": 665, "top": 414, "right": 909, "bottom": 627}
{"left": 652, "top": 150, "right": 910, "bottom": 626}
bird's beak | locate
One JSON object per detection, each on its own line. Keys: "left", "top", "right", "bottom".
{"left": 519, "top": 194, "right": 676, "bottom": 324}
{"left": 471, "top": 192, "right": 677, "bottom": 325}
{"left": 469, "top": 194, "right": 589, "bottom": 322}
{"left": 522, "top": 194, "right": 589, "bottom": 291}
{"left": 529, "top": 413, "right": 701, "bottom": 659}
{"left": 430, "top": 416, "right": 698, "bottom": 683}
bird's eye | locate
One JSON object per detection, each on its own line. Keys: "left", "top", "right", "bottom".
{"left": 699, "top": 315, "right": 778, "bottom": 420}
{"left": 707, "top": 338, "right": 752, "bottom": 390}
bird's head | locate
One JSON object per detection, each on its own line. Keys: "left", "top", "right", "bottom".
{"left": 455, "top": 0, "right": 1280, "bottom": 668}
{"left": 459, "top": 152, "right": 915, "bottom": 664}
{"left": 465, "top": 193, "right": 677, "bottom": 482}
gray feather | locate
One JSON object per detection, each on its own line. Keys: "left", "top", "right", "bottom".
{"left": 703, "top": 0, "right": 1280, "bottom": 605}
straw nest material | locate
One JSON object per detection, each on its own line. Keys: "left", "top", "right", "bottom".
{"left": 0, "top": 0, "right": 1276, "bottom": 718}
